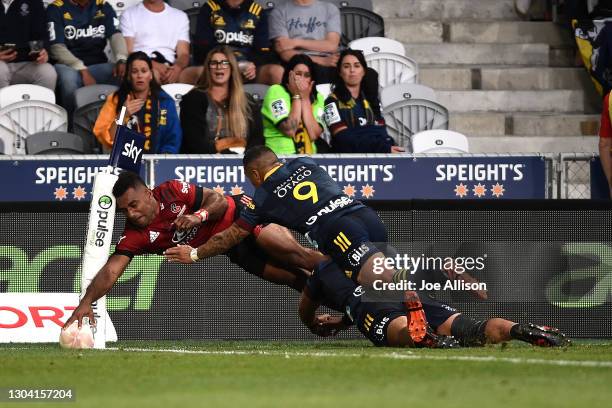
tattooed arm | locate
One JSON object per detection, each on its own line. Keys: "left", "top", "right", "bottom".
{"left": 278, "top": 99, "right": 302, "bottom": 138}
{"left": 163, "top": 223, "right": 250, "bottom": 264}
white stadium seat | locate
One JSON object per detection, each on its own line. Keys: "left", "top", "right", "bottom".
{"left": 243, "top": 83, "right": 270, "bottom": 104}
{"left": 316, "top": 83, "right": 333, "bottom": 101}
{"left": 168, "top": 0, "right": 203, "bottom": 10}
{"left": 411, "top": 129, "right": 469, "bottom": 154}
{"left": 106, "top": 0, "right": 141, "bottom": 16}
{"left": 381, "top": 83, "right": 437, "bottom": 108}
{"left": 365, "top": 52, "right": 418, "bottom": 87}
{"left": 349, "top": 37, "right": 405, "bottom": 57}
{"left": 0, "top": 101, "right": 68, "bottom": 155}
{"left": 162, "top": 83, "right": 194, "bottom": 114}
{"left": 0, "top": 84, "right": 55, "bottom": 108}
{"left": 383, "top": 98, "right": 449, "bottom": 149}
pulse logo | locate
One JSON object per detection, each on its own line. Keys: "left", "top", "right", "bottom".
{"left": 94, "top": 195, "right": 113, "bottom": 247}
{"left": 122, "top": 140, "right": 142, "bottom": 164}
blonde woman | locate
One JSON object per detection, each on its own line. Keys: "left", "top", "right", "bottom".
{"left": 179, "top": 46, "right": 263, "bottom": 153}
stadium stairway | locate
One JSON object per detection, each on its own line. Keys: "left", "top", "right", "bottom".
{"left": 376, "top": 0, "right": 601, "bottom": 153}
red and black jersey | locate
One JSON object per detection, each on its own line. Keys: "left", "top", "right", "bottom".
{"left": 114, "top": 180, "right": 236, "bottom": 258}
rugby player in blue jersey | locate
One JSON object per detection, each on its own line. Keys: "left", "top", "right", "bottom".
{"left": 164, "top": 146, "right": 431, "bottom": 344}
{"left": 302, "top": 260, "right": 570, "bottom": 348}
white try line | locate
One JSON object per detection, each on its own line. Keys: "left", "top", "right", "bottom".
{"left": 106, "top": 347, "right": 612, "bottom": 368}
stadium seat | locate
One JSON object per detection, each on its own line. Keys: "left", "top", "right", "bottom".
{"left": 42, "top": 0, "right": 54, "bottom": 8}
{"left": 365, "top": 52, "right": 418, "bottom": 87}
{"left": 328, "top": 0, "right": 373, "bottom": 12}
{"left": 74, "top": 84, "right": 118, "bottom": 111}
{"left": 349, "top": 37, "right": 405, "bottom": 57}
{"left": 316, "top": 83, "right": 333, "bottom": 100}
{"left": 381, "top": 83, "right": 437, "bottom": 108}
{"left": 168, "top": 0, "right": 203, "bottom": 10}
{"left": 0, "top": 101, "right": 68, "bottom": 155}
{"left": 382, "top": 98, "right": 449, "bottom": 150}
{"left": 244, "top": 83, "right": 269, "bottom": 112}
{"left": 340, "top": 7, "right": 384, "bottom": 46}
{"left": 26, "top": 131, "right": 88, "bottom": 155}
{"left": 185, "top": 7, "right": 200, "bottom": 41}
{"left": 72, "top": 85, "right": 118, "bottom": 154}
{"left": 256, "top": 0, "right": 275, "bottom": 9}
{"left": 106, "top": 0, "right": 141, "bottom": 16}
{"left": 411, "top": 129, "right": 469, "bottom": 154}
{"left": 0, "top": 84, "right": 55, "bottom": 108}
{"left": 162, "top": 83, "right": 194, "bottom": 114}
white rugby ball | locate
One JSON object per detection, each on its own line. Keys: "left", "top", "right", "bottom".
{"left": 59, "top": 320, "right": 95, "bottom": 349}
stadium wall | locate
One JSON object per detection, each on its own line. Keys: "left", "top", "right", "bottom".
{"left": 1, "top": 200, "right": 611, "bottom": 340}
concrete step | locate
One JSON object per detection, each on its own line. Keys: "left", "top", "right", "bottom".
{"left": 402, "top": 43, "right": 549, "bottom": 66}
{"left": 420, "top": 67, "right": 591, "bottom": 90}
{"left": 448, "top": 22, "right": 572, "bottom": 46}
{"left": 466, "top": 136, "right": 598, "bottom": 154}
{"left": 480, "top": 67, "right": 591, "bottom": 90}
{"left": 420, "top": 67, "right": 473, "bottom": 90}
{"left": 374, "top": 0, "right": 519, "bottom": 21}
{"left": 450, "top": 112, "right": 601, "bottom": 137}
{"left": 511, "top": 113, "right": 601, "bottom": 136}
{"left": 438, "top": 90, "right": 593, "bottom": 113}
{"left": 386, "top": 20, "right": 443, "bottom": 44}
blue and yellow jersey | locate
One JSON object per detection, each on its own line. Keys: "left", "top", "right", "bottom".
{"left": 193, "top": 0, "right": 269, "bottom": 64}
{"left": 46, "top": 0, "right": 119, "bottom": 66}
{"left": 236, "top": 157, "right": 364, "bottom": 237}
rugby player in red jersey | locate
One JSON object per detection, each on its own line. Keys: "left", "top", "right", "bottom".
{"left": 64, "top": 171, "right": 325, "bottom": 328}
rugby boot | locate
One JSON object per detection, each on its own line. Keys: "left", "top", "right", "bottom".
{"left": 415, "top": 327, "right": 461, "bottom": 349}
{"left": 510, "top": 323, "right": 571, "bottom": 347}
{"left": 404, "top": 291, "right": 428, "bottom": 343}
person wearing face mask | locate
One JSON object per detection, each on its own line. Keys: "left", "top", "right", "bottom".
{"left": 261, "top": 54, "right": 325, "bottom": 155}
{"left": 324, "top": 49, "right": 403, "bottom": 154}
{"left": 179, "top": 45, "right": 263, "bottom": 154}
{"left": 93, "top": 51, "right": 182, "bottom": 153}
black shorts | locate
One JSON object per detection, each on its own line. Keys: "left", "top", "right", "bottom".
{"left": 349, "top": 292, "right": 457, "bottom": 346}
{"left": 348, "top": 297, "right": 405, "bottom": 347}
{"left": 420, "top": 293, "right": 458, "bottom": 331}
{"left": 320, "top": 206, "right": 388, "bottom": 281}
{"left": 223, "top": 194, "right": 268, "bottom": 277}
{"left": 252, "top": 51, "right": 281, "bottom": 68}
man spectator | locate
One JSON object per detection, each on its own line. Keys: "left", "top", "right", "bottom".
{"left": 0, "top": 0, "right": 56, "bottom": 90}
{"left": 47, "top": 0, "right": 127, "bottom": 113}
{"left": 268, "top": 0, "right": 341, "bottom": 83}
{"left": 181, "top": 0, "right": 283, "bottom": 85}
{"left": 120, "top": 0, "right": 190, "bottom": 84}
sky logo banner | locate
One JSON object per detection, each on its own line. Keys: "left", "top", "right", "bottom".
{"left": 108, "top": 126, "right": 145, "bottom": 174}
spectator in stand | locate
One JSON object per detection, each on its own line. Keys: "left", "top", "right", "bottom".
{"left": 120, "top": 0, "right": 189, "bottom": 84}
{"left": 180, "top": 46, "right": 262, "bottom": 154}
{"left": 47, "top": 0, "right": 128, "bottom": 113}
{"left": 181, "top": 0, "right": 282, "bottom": 85}
{"left": 268, "top": 0, "right": 341, "bottom": 83}
{"left": 261, "top": 54, "right": 325, "bottom": 154}
{"left": 93, "top": 51, "right": 182, "bottom": 153}
{"left": 0, "top": 0, "right": 56, "bottom": 90}
{"left": 324, "top": 49, "right": 403, "bottom": 153}
{"left": 599, "top": 90, "right": 612, "bottom": 197}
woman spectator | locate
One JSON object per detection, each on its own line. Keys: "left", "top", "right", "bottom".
{"left": 261, "top": 54, "right": 326, "bottom": 154}
{"left": 94, "top": 51, "right": 181, "bottom": 153}
{"left": 180, "top": 46, "right": 263, "bottom": 154}
{"left": 324, "top": 49, "right": 403, "bottom": 153}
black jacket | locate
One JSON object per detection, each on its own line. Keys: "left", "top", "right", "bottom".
{"left": 0, "top": 0, "right": 47, "bottom": 63}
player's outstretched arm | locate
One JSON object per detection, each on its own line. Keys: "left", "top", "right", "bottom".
{"left": 298, "top": 290, "right": 344, "bottom": 337}
{"left": 164, "top": 222, "right": 250, "bottom": 263}
{"left": 62, "top": 254, "right": 131, "bottom": 329}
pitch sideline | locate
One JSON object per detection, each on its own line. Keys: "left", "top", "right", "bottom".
{"left": 107, "top": 347, "right": 612, "bottom": 368}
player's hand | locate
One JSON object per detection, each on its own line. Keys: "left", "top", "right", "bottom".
{"left": 173, "top": 214, "right": 201, "bottom": 231}
{"left": 164, "top": 244, "right": 195, "bottom": 264}
{"left": 310, "top": 314, "right": 345, "bottom": 337}
{"left": 63, "top": 300, "right": 95, "bottom": 329}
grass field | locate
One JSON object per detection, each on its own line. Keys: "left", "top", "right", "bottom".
{"left": 2, "top": 340, "right": 612, "bottom": 408}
